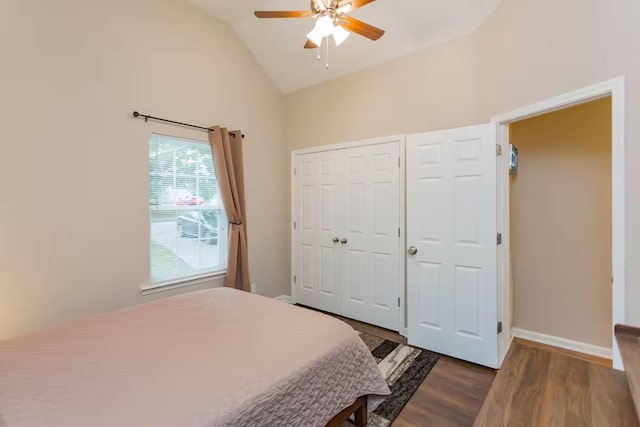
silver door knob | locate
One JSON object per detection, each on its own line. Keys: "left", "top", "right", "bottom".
{"left": 408, "top": 246, "right": 418, "bottom": 256}
{"left": 341, "top": 238, "right": 348, "bottom": 244}
{"left": 333, "top": 237, "right": 340, "bottom": 243}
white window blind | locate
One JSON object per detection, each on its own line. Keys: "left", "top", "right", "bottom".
{"left": 149, "top": 134, "right": 227, "bottom": 285}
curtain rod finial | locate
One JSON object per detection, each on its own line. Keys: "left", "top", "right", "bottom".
{"left": 132, "top": 111, "right": 140, "bottom": 118}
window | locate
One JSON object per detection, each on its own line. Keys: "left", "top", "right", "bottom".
{"left": 149, "top": 134, "right": 227, "bottom": 285}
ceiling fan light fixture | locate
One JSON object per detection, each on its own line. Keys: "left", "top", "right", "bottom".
{"left": 332, "top": 25, "right": 350, "bottom": 46}
{"left": 306, "top": 26, "right": 325, "bottom": 46}
{"left": 253, "top": 0, "right": 384, "bottom": 65}
{"left": 315, "top": 14, "right": 336, "bottom": 37}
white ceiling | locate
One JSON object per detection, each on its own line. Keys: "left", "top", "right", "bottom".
{"left": 188, "top": 0, "right": 502, "bottom": 93}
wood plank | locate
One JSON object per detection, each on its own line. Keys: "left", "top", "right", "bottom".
{"left": 616, "top": 324, "right": 640, "bottom": 421}
{"left": 475, "top": 340, "right": 638, "bottom": 427}
{"left": 393, "top": 357, "right": 496, "bottom": 427}
{"left": 516, "top": 337, "right": 612, "bottom": 367}
{"left": 616, "top": 325, "right": 640, "bottom": 336}
{"left": 541, "top": 346, "right": 590, "bottom": 426}
{"left": 590, "top": 359, "right": 640, "bottom": 425}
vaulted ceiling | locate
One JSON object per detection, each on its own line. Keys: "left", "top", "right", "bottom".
{"left": 188, "top": 0, "right": 502, "bottom": 93}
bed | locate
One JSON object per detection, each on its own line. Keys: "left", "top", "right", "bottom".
{"left": 0, "top": 288, "right": 390, "bottom": 426}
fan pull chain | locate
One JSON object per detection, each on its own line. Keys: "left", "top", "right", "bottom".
{"left": 326, "top": 36, "right": 330, "bottom": 69}
{"left": 312, "top": 38, "right": 330, "bottom": 69}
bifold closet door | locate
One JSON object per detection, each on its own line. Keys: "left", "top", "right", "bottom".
{"left": 294, "top": 150, "right": 343, "bottom": 314}
{"left": 293, "top": 141, "right": 401, "bottom": 331}
{"left": 406, "top": 124, "right": 498, "bottom": 368}
{"left": 340, "top": 142, "right": 401, "bottom": 331}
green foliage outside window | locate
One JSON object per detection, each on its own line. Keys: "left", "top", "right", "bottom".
{"left": 149, "top": 135, "right": 218, "bottom": 206}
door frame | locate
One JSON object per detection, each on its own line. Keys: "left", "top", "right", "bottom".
{"left": 291, "top": 135, "right": 407, "bottom": 335}
{"left": 492, "top": 77, "right": 627, "bottom": 369}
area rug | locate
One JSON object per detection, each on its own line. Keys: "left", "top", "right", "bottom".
{"left": 357, "top": 332, "right": 440, "bottom": 427}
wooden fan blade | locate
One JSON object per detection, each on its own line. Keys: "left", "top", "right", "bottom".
{"left": 339, "top": 16, "right": 385, "bottom": 41}
{"left": 304, "top": 39, "right": 318, "bottom": 49}
{"left": 338, "top": 0, "right": 375, "bottom": 12}
{"left": 254, "top": 11, "right": 312, "bottom": 18}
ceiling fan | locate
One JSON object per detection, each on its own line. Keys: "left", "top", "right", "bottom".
{"left": 254, "top": 0, "right": 385, "bottom": 50}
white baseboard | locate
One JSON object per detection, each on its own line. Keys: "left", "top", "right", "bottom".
{"left": 274, "top": 295, "right": 294, "bottom": 304}
{"left": 512, "top": 328, "right": 612, "bottom": 360}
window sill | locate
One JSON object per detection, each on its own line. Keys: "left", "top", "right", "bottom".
{"left": 141, "top": 271, "right": 227, "bottom": 296}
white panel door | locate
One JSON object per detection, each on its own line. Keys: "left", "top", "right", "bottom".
{"left": 341, "top": 142, "right": 401, "bottom": 331}
{"left": 294, "top": 151, "right": 344, "bottom": 313}
{"left": 407, "top": 124, "right": 498, "bottom": 368}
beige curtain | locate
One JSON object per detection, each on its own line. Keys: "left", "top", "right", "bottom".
{"left": 208, "top": 126, "right": 251, "bottom": 292}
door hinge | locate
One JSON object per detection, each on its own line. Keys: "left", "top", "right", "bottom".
{"left": 293, "top": 221, "right": 297, "bottom": 230}
{"left": 293, "top": 275, "right": 297, "bottom": 283}
{"left": 497, "top": 321, "right": 503, "bottom": 334}
{"left": 293, "top": 168, "right": 297, "bottom": 175}
{"left": 398, "top": 227, "right": 401, "bottom": 238}
{"left": 497, "top": 233, "right": 502, "bottom": 245}
{"left": 398, "top": 157, "right": 401, "bottom": 167}
{"left": 398, "top": 297, "right": 401, "bottom": 307}
{"left": 496, "top": 144, "right": 503, "bottom": 156}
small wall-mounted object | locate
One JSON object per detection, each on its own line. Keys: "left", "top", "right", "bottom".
{"left": 510, "top": 143, "right": 519, "bottom": 174}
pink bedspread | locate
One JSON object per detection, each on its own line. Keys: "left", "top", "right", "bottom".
{"left": 0, "top": 288, "right": 390, "bottom": 426}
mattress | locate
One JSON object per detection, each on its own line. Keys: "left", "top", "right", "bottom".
{"left": 0, "top": 288, "right": 390, "bottom": 427}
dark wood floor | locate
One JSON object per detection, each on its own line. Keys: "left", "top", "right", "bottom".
{"left": 335, "top": 316, "right": 497, "bottom": 427}
{"left": 336, "top": 315, "right": 637, "bottom": 427}
{"left": 515, "top": 337, "right": 612, "bottom": 367}
{"left": 475, "top": 339, "right": 638, "bottom": 427}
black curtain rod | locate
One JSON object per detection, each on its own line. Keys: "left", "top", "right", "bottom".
{"left": 132, "top": 111, "right": 245, "bottom": 139}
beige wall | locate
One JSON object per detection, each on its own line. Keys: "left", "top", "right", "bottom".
{"left": 509, "top": 98, "right": 612, "bottom": 347}
{"left": 0, "top": 0, "right": 289, "bottom": 340}
{"left": 286, "top": 0, "right": 640, "bottom": 327}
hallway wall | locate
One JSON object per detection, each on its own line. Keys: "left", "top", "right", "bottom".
{"left": 509, "top": 97, "right": 612, "bottom": 347}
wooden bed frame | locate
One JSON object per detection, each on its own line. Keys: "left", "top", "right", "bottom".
{"left": 326, "top": 396, "right": 368, "bottom": 427}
